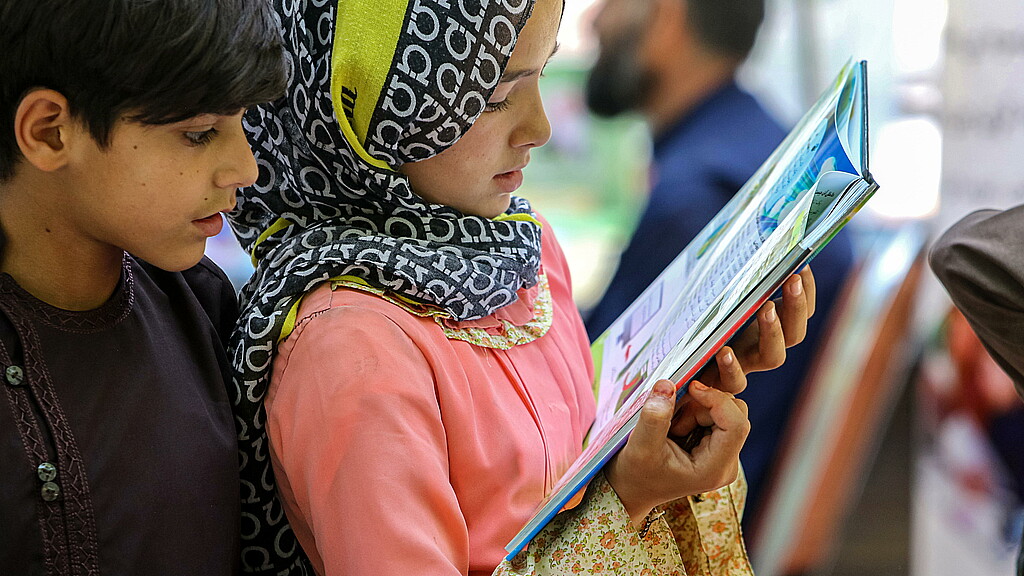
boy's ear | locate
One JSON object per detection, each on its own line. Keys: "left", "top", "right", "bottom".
{"left": 14, "top": 89, "right": 77, "bottom": 173}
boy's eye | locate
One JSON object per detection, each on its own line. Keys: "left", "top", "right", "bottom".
{"left": 485, "top": 99, "right": 511, "bottom": 113}
{"left": 183, "top": 128, "right": 218, "bottom": 146}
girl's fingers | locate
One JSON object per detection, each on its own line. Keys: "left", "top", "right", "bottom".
{"left": 800, "top": 266, "right": 817, "bottom": 318}
{"left": 779, "top": 274, "right": 809, "bottom": 347}
{"left": 626, "top": 379, "right": 676, "bottom": 456}
{"left": 688, "top": 381, "right": 750, "bottom": 433}
{"left": 755, "top": 300, "right": 786, "bottom": 371}
{"left": 714, "top": 346, "right": 746, "bottom": 395}
{"left": 670, "top": 347, "right": 745, "bottom": 436}
{"left": 687, "top": 381, "right": 750, "bottom": 468}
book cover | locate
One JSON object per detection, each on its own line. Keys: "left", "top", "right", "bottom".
{"left": 506, "top": 59, "right": 878, "bottom": 559}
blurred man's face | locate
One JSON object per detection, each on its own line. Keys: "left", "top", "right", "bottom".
{"left": 585, "top": 0, "right": 655, "bottom": 117}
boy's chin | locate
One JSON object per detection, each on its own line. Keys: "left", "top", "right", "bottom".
{"left": 134, "top": 242, "right": 208, "bottom": 272}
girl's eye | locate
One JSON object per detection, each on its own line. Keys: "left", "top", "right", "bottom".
{"left": 184, "top": 128, "right": 218, "bottom": 146}
{"left": 485, "top": 99, "right": 511, "bottom": 113}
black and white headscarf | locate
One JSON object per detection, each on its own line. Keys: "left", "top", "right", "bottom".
{"left": 227, "top": 0, "right": 540, "bottom": 573}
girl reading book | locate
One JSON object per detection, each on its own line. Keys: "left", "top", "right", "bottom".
{"left": 228, "top": 0, "right": 815, "bottom": 574}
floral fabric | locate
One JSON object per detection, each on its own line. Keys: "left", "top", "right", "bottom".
{"left": 501, "top": 472, "right": 753, "bottom": 576}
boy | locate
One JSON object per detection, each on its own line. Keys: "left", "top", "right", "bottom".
{"left": 0, "top": 0, "right": 285, "bottom": 573}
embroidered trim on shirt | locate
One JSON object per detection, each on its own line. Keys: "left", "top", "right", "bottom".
{"left": 0, "top": 252, "right": 134, "bottom": 334}
{"left": 0, "top": 298, "right": 101, "bottom": 575}
{"left": 436, "top": 271, "right": 553, "bottom": 350}
{"left": 329, "top": 272, "right": 554, "bottom": 350}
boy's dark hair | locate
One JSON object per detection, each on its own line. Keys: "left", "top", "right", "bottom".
{"left": 0, "top": 0, "right": 287, "bottom": 180}
{"left": 686, "top": 0, "right": 765, "bottom": 59}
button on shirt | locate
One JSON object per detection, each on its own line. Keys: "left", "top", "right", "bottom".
{"left": 0, "top": 256, "right": 241, "bottom": 576}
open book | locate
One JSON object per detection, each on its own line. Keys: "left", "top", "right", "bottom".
{"left": 505, "top": 60, "right": 878, "bottom": 559}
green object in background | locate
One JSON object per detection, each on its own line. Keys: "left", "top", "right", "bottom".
{"left": 521, "top": 61, "right": 651, "bottom": 309}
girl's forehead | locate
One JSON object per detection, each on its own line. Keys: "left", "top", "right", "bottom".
{"left": 510, "top": 0, "right": 562, "bottom": 63}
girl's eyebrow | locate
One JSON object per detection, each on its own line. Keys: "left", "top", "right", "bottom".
{"left": 499, "top": 42, "right": 561, "bottom": 83}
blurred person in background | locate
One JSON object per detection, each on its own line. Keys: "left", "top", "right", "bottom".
{"left": 943, "top": 308, "right": 1024, "bottom": 504}
{"left": 932, "top": 206, "right": 1024, "bottom": 575}
{"left": 582, "top": 0, "right": 856, "bottom": 528}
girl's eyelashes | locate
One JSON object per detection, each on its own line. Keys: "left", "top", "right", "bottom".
{"left": 183, "top": 128, "right": 218, "bottom": 147}
{"left": 485, "top": 99, "right": 511, "bottom": 113}
{"left": 486, "top": 68, "right": 548, "bottom": 113}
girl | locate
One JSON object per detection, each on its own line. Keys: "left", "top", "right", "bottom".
{"left": 229, "top": 0, "right": 814, "bottom": 574}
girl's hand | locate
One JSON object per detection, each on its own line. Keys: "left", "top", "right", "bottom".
{"left": 699, "top": 267, "right": 817, "bottom": 392}
{"left": 606, "top": 349, "right": 750, "bottom": 526}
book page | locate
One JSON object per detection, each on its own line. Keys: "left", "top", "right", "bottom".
{"left": 834, "top": 60, "right": 868, "bottom": 176}
{"left": 590, "top": 191, "right": 815, "bottom": 433}
{"left": 589, "top": 62, "right": 866, "bottom": 436}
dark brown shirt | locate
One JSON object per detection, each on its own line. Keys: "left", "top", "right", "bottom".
{"left": 930, "top": 206, "right": 1024, "bottom": 396}
{"left": 0, "top": 255, "right": 240, "bottom": 576}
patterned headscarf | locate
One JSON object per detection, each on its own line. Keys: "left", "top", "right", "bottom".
{"left": 228, "top": 0, "right": 540, "bottom": 573}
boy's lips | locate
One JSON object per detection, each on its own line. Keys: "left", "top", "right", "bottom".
{"left": 193, "top": 212, "right": 225, "bottom": 237}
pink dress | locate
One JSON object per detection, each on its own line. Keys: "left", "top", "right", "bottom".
{"left": 265, "top": 222, "right": 753, "bottom": 576}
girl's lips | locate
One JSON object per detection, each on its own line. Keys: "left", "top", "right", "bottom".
{"left": 193, "top": 213, "right": 225, "bottom": 237}
{"left": 493, "top": 169, "right": 524, "bottom": 194}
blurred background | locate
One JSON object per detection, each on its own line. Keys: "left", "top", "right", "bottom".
{"left": 206, "top": 0, "right": 1024, "bottom": 573}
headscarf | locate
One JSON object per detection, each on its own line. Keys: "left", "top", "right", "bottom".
{"left": 228, "top": 0, "right": 540, "bottom": 573}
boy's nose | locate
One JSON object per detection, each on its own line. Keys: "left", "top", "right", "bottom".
{"left": 217, "top": 121, "right": 259, "bottom": 190}
{"left": 235, "top": 145, "right": 259, "bottom": 189}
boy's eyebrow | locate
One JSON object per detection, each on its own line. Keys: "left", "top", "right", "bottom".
{"left": 499, "top": 42, "right": 561, "bottom": 83}
{"left": 172, "top": 113, "right": 222, "bottom": 125}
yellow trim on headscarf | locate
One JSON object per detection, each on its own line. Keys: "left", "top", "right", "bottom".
{"left": 330, "top": 0, "right": 407, "bottom": 171}
{"left": 250, "top": 217, "right": 295, "bottom": 267}
{"left": 330, "top": 275, "right": 428, "bottom": 307}
{"left": 493, "top": 213, "right": 544, "bottom": 227}
{"left": 330, "top": 274, "right": 373, "bottom": 289}
{"left": 328, "top": 272, "right": 555, "bottom": 351}
{"left": 277, "top": 295, "right": 305, "bottom": 343}
{"left": 277, "top": 273, "right": 434, "bottom": 343}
